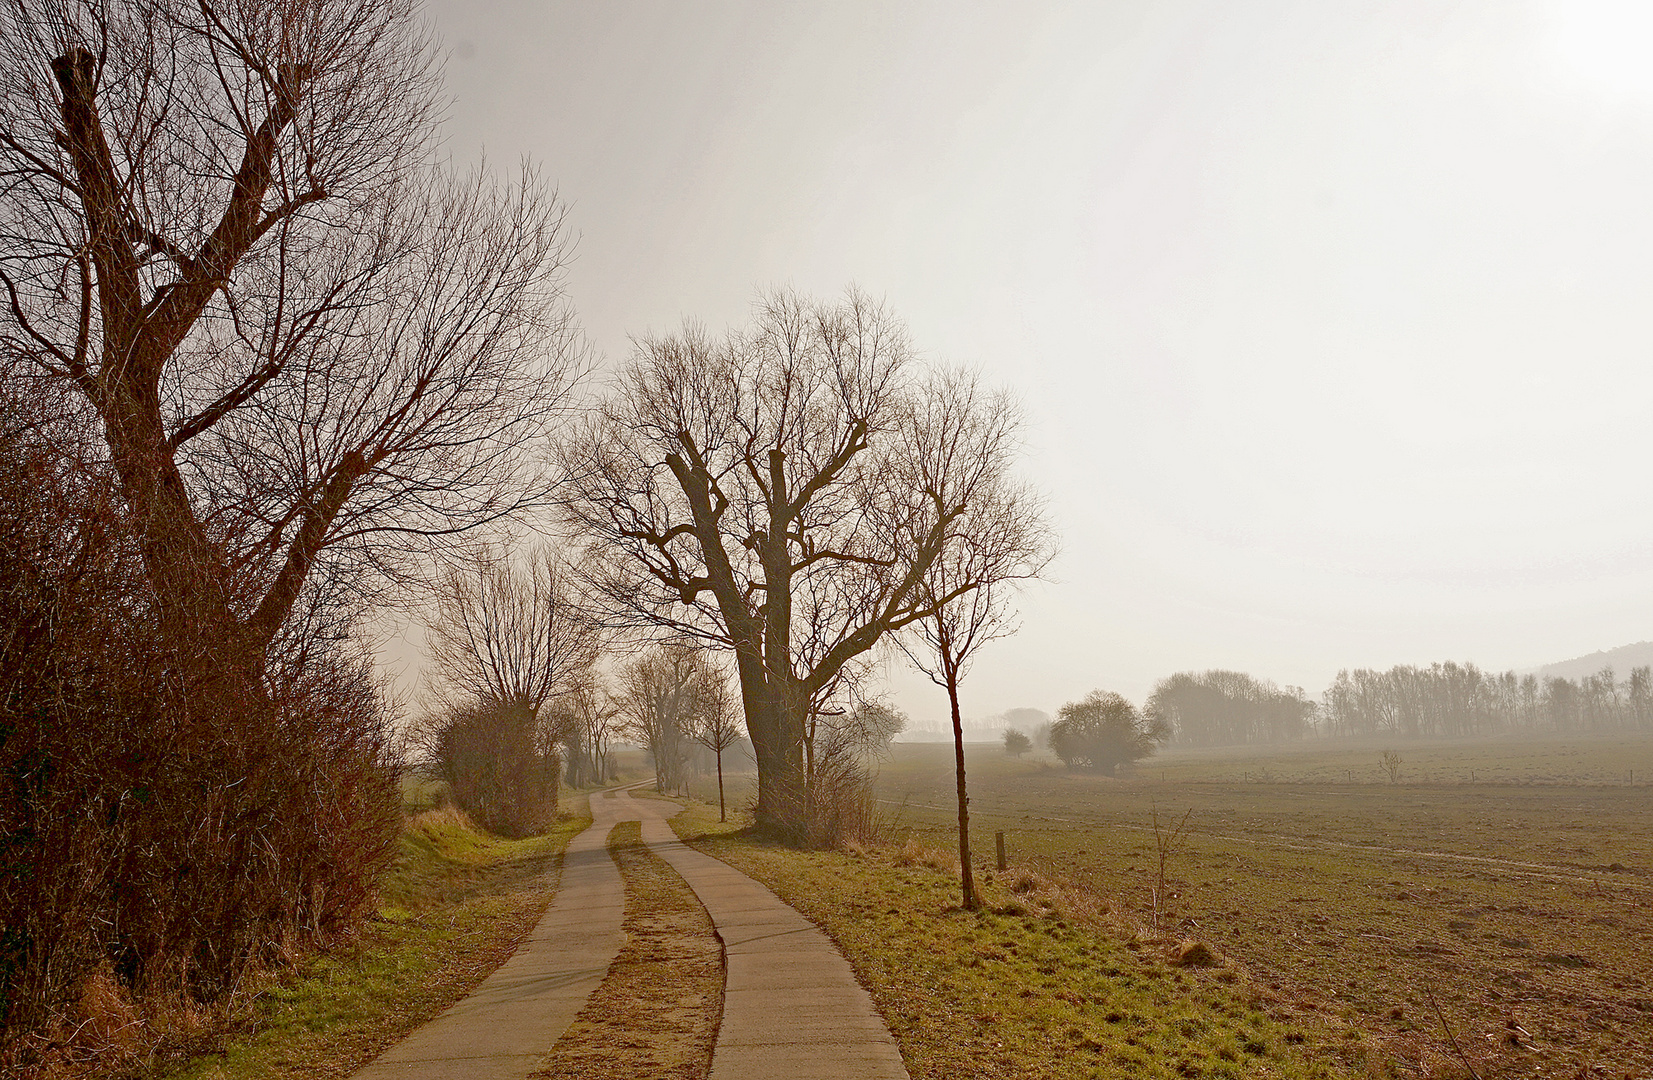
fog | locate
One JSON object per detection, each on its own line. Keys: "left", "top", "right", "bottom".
{"left": 419, "top": 0, "right": 1653, "bottom": 725}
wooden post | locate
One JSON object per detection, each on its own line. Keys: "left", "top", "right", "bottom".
{"left": 995, "top": 831, "right": 1007, "bottom": 872}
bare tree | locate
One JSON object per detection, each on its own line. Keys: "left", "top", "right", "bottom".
{"left": 427, "top": 546, "right": 597, "bottom": 717}
{"left": 618, "top": 643, "right": 720, "bottom": 794}
{"left": 1630, "top": 666, "right": 1652, "bottom": 731}
{"left": 0, "top": 0, "right": 584, "bottom": 704}
{"left": 559, "top": 288, "right": 1006, "bottom": 839}
{"left": 421, "top": 545, "right": 596, "bottom": 819}
{"left": 687, "top": 667, "right": 745, "bottom": 821}
{"left": 550, "top": 668, "right": 622, "bottom": 787}
{"left": 898, "top": 369, "right": 1053, "bottom": 909}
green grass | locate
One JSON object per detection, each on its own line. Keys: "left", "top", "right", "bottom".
{"left": 668, "top": 799, "right": 1359, "bottom": 1080}
{"left": 164, "top": 799, "right": 591, "bottom": 1080}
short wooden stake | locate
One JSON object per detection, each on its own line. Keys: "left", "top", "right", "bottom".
{"left": 995, "top": 831, "right": 1007, "bottom": 871}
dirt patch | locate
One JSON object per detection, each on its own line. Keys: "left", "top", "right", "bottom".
{"left": 533, "top": 822, "right": 722, "bottom": 1080}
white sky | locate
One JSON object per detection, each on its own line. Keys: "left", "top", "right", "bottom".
{"left": 416, "top": 0, "right": 1653, "bottom": 728}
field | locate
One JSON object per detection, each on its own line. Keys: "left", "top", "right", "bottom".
{"left": 857, "top": 736, "right": 1653, "bottom": 1077}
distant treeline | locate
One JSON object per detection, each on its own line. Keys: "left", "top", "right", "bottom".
{"left": 1147, "top": 671, "right": 1314, "bottom": 746}
{"left": 1321, "top": 663, "right": 1651, "bottom": 739}
{"left": 1150, "top": 663, "right": 1653, "bottom": 745}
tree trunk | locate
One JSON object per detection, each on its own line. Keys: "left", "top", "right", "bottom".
{"left": 741, "top": 651, "right": 806, "bottom": 840}
{"left": 947, "top": 669, "right": 976, "bottom": 910}
{"left": 715, "top": 748, "right": 726, "bottom": 822}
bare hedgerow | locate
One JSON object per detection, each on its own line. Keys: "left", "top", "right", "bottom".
{"left": 0, "top": 0, "right": 578, "bottom": 1070}
{"left": 0, "top": 401, "right": 399, "bottom": 1078}
{"left": 416, "top": 698, "right": 562, "bottom": 839}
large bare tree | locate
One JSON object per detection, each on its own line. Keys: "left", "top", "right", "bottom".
{"left": 560, "top": 288, "right": 1031, "bottom": 838}
{"left": 0, "top": 0, "right": 583, "bottom": 703}
{"left": 898, "top": 368, "right": 1053, "bottom": 908}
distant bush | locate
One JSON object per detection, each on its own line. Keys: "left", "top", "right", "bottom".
{"left": 418, "top": 700, "right": 562, "bottom": 839}
{"left": 1049, "top": 690, "right": 1169, "bottom": 775}
{"left": 1003, "top": 728, "right": 1032, "bottom": 756}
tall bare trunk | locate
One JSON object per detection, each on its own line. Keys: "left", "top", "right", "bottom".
{"left": 715, "top": 748, "right": 726, "bottom": 822}
{"left": 947, "top": 664, "right": 976, "bottom": 910}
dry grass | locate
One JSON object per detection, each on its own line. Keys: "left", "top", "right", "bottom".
{"left": 533, "top": 821, "right": 721, "bottom": 1080}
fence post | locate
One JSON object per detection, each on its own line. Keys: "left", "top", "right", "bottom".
{"left": 995, "top": 831, "right": 1007, "bottom": 871}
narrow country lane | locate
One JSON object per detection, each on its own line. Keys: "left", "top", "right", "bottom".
{"left": 353, "top": 784, "right": 909, "bottom": 1080}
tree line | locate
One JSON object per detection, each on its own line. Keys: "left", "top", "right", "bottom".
{"left": 1144, "top": 663, "right": 1653, "bottom": 746}
{"left": 1321, "top": 662, "right": 1652, "bottom": 738}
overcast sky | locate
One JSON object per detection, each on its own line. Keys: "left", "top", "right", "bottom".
{"left": 417, "top": 0, "right": 1653, "bottom": 727}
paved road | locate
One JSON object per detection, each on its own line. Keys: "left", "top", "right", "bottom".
{"left": 351, "top": 791, "right": 631, "bottom": 1080}
{"left": 352, "top": 785, "right": 909, "bottom": 1080}
{"left": 615, "top": 788, "right": 910, "bottom": 1080}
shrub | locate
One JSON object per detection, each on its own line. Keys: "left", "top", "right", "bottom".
{"left": 802, "top": 751, "right": 886, "bottom": 849}
{"left": 1003, "top": 728, "right": 1033, "bottom": 756}
{"left": 0, "top": 420, "right": 400, "bottom": 1077}
{"left": 1049, "top": 690, "right": 1169, "bottom": 774}
{"left": 420, "top": 700, "right": 561, "bottom": 838}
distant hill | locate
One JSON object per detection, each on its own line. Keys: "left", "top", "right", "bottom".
{"left": 1535, "top": 641, "right": 1653, "bottom": 682}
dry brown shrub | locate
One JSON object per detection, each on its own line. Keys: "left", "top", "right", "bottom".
{"left": 406, "top": 804, "right": 479, "bottom": 836}
{"left": 803, "top": 759, "right": 889, "bottom": 849}
{"left": 0, "top": 417, "right": 401, "bottom": 1078}
{"left": 892, "top": 837, "right": 959, "bottom": 872}
{"left": 418, "top": 699, "right": 562, "bottom": 838}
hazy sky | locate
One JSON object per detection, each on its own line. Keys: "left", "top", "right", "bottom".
{"left": 418, "top": 0, "right": 1653, "bottom": 727}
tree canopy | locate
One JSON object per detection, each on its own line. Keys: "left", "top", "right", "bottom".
{"left": 1049, "top": 690, "right": 1168, "bottom": 775}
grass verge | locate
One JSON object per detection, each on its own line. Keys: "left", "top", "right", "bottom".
{"left": 162, "top": 801, "right": 591, "bottom": 1080}
{"left": 669, "top": 799, "right": 1365, "bottom": 1080}
{"left": 534, "top": 820, "right": 722, "bottom": 1080}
